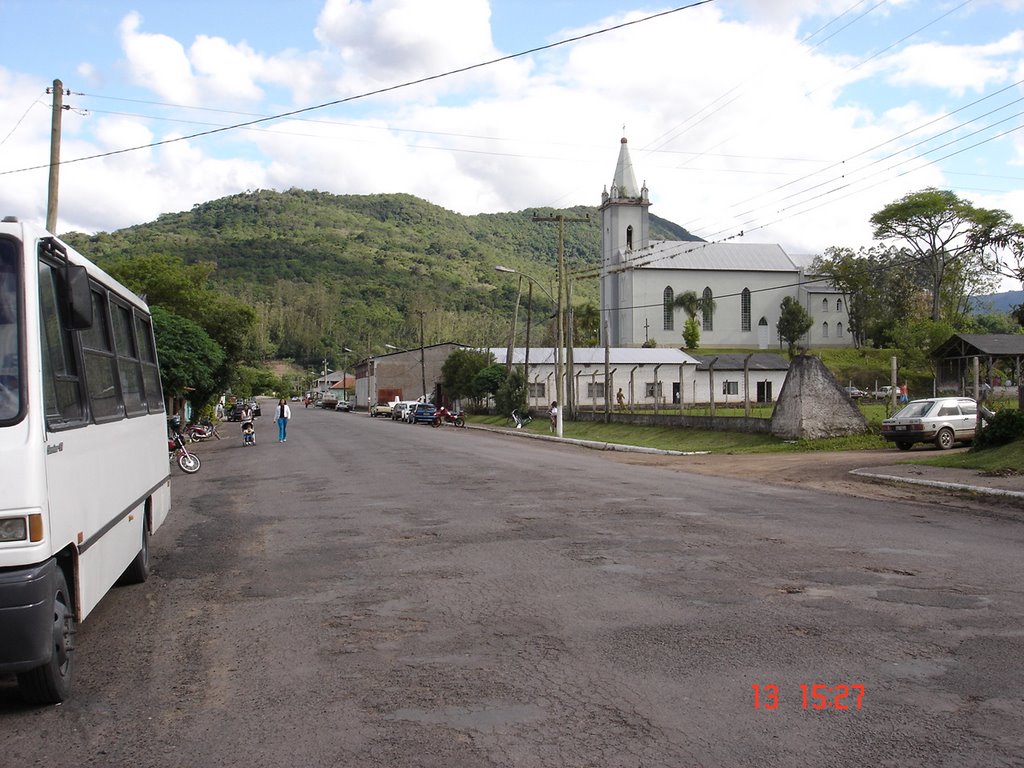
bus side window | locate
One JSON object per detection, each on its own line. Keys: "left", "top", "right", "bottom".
{"left": 79, "top": 289, "right": 124, "bottom": 421}
{"left": 39, "top": 261, "right": 87, "bottom": 428}
{"left": 111, "top": 299, "right": 146, "bottom": 416}
{"left": 134, "top": 313, "right": 164, "bottom": 414}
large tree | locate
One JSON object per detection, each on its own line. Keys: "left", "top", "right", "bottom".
{"left": 870, "top": 188, "right": 1007, "bottom": 322}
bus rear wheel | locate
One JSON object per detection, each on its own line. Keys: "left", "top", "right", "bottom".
{"left": 118, "top": 521, "right": 150, "bottom": 585}
{"left": 17, "top": 567, "right": 75, "bottom": 704}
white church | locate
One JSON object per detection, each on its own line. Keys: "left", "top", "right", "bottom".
{"left": 598, "top": 137, "right": 854, "bottom": 350}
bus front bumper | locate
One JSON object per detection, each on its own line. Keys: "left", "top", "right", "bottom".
{"left": 0, "top": 559, "right": 59, "bottom": 674}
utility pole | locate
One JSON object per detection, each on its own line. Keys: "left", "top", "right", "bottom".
{"left": 532, "top": 212, "right": 588, "bottom": 437}
{"left": 417, "top": 310, "right": 427, "bottom": 401}
{"left": 46, "top": 79, "right": 70, "bottom": 233}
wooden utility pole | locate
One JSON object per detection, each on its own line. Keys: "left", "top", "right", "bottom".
{"left": 46, "top": 79, "right": 69, "bottom": 233}
{"left": 532, "top": 212, "right": 588, "bottom": 436}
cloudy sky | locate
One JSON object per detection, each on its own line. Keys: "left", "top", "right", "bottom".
{"left": 1, "top": 0, "right": 1022, "bottom": 288}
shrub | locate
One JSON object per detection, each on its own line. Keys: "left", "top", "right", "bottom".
{"left": 975, "top": 409, "right": 1024, "bottom": 450}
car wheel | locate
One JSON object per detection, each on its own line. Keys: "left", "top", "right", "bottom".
{"left": 895, "top": 441, "right": 913, "bottom": 451}
{"left": 934, "top": 428, "right": 955, "bottom": 450}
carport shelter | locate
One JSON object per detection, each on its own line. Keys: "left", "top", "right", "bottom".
{"left": 932, "top": 333, "right": 1024, "bottom": 408}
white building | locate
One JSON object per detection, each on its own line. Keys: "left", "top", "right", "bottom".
{"left": 599, "top": 137, "right": 853, "bottom": 350}
{"left": 489, "top": 347, "right": 701, "bottom": 410}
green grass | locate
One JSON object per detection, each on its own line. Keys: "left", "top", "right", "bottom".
{"left": 915, "top": 437, "right": 1024, "bottom": 473}
{"left": 471, "top": 414, "right": 888, "bottom": 454}
{"left": 471, "top": 406, "right": 1023, "bottom": 472}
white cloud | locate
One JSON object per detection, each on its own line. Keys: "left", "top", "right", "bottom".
{"left": 119, "top": 12, "right": 199, "bottom": 104}
{"left": 885, "top": 32, "right": 1024, "bottom": 96}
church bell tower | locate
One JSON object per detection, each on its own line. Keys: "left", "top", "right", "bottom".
{"left": 599, "top": 136, "right": 650, "bottom": 346}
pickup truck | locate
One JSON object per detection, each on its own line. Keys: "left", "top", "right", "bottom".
{"left": 369, "top": 401, "right": 394, "bottom": 417}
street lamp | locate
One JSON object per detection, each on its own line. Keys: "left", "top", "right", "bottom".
{"left": 495, "top": 265, "right": 563, "bottom": 437}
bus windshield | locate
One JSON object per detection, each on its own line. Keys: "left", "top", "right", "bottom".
{"left": 0, "top": 238, "right": 19, "bottom": 422}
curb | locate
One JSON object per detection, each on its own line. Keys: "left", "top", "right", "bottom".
{"left": 468, "top": 424, "right": 708, "bottom": 456}
{"left": 849, "top": 468, "right": 1024, "bottom": 500}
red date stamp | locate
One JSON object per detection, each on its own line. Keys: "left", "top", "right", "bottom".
{"left": 752, "top": 683, "right": 865, "bottom": 710}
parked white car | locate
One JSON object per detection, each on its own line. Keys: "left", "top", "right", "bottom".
{"left": 880, "top": 397, "right": 978, "bottom": 450}
{"left": 391, "top": 401, "right": 419, "bottom": 421}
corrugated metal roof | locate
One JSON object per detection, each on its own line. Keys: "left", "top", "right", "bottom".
{"left": 630, "top": 241, "right": 799, "bottom": 272}
{"left": 693, "top": 353, "right": 790, "bottom": 371}
{"left": 488, "top": 347, "right": 700, "bottom": 366}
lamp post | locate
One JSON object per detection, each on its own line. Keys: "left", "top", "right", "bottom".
{"left": 496, "top": 265, "right": 562, "bottom": 437}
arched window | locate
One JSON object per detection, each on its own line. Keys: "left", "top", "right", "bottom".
{"left": 822, "top": 322, "right": 829, "bottom": 338}
{"left": 837, "top": 322, "right": 844, "bottom": 338}
{"left": 626, "top": 225, "right": 634, "bottom": 250}
{"left": 702, "top": 287, "right": 714, "bottom": 332}
{"left": 740, "top": 288, "right": 751, "bottom": 332}
{"left": 822, "top": 298, "right": 829, "bottom": 312}
{"left": 663, "top": 286, "right": 674, "bottom": 331}
{"left": 836, "top": 298, "right": 843, "bottom": 312}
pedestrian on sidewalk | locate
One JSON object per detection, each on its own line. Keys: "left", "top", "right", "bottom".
{"left": 276, "top": 398, "right": 292, "bottom": 442}
{"left": 548, "top": 401, "right": 558, "bottom": 433}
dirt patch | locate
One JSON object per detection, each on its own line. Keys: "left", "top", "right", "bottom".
{"left": 606, "top": 447, "right": 1023, "bottom": 512}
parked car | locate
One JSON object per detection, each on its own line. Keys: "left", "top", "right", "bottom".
{"left": 409, "top": 403, "right": 437, "bottom": 424}
{"left": 335, "top": 399, "right": 352, "bottom": 412}
{"left": 880, "top": 396, "right": 979, "bottom": 450}
{"left": 369, "top": 401, "right": 393, "bottom": 417}
{"left": 872, "top": 385, "right": 894, "bottom": 399}
{"left": 391, "top": 401, "right": 418, "bottom": 421}
{"left": 843, "top": 386, "right": 867, "bottom": 399}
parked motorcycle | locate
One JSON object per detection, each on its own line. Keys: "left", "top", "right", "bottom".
{"left": 184, "top": 420, "right": 221, "bottom": 441}
{"left": 167, "top": 417, "right": 202, "bottom": 473}
{"left": 431, "top": 406, "right": 465, "bottom": 428}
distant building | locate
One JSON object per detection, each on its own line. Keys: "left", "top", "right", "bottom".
{"left": 598, "top": 137, "right": 853, "bottom": 350}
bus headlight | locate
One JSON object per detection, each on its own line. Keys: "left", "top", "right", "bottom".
{"left": 0, "top": 517, "right": 28, "bottom": 542}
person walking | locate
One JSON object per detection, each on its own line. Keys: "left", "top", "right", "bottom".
{"left": 276, "top": 398, "right": 292, "bottom": 442}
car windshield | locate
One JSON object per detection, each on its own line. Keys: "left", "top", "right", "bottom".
{"left": 893, "top": 401, "right": 935, "bottom": 419}
{"left": 0, "top": 238, "right": 21, "bottom": 423}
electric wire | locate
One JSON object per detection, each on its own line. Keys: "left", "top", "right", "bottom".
{"left": 0, "top": 1, "right": 715, "bottom": 177}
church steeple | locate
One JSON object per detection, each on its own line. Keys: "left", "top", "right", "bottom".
{"left": 612, "top": 136, "right": 640, "bottom": 199}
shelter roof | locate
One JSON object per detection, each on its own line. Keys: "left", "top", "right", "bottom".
{"left": 932, "top": 333, "right": 1024, "bottom": 359}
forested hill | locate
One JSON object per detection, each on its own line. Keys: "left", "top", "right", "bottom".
{"left": 61, "top": 188, "right": 700, "bottom": 358}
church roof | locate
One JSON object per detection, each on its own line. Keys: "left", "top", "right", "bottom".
{"left": 612, "top": 137, "right": 641, "bottom": 199}
{"left": 633, "top": 241, "right": 800, "bottom": 272}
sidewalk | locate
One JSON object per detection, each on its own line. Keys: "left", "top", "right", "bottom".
{"left": 849, "top": 464, "right": 1024, "bottom": 501}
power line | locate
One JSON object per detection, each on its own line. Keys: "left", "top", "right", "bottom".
{"left": 0, "top": 1, "right": 715, "bottom": 178}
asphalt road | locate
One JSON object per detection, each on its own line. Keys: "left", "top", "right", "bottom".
{"left": 2, "top": 404, "right": 1023, "bottom": 767}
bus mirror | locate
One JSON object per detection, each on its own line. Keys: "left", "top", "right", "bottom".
{"left": 64, "top": 264, "right": 93, "bottom": 330}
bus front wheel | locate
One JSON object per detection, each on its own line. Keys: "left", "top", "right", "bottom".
{"left": 17, "top": 567, "right": 75, "bottom": 704}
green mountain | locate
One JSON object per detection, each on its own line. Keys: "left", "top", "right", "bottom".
{"left": 62, "top": 188, "right": 700, "bottom": 362}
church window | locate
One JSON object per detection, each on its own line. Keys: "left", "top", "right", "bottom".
{"left": 822, "top": 298, "right": 828, "bottom": 312}
{"left": 741, "top": 288, "right": 751, "bottom": 332}
{"left": 663, "top": 287, "right": 674, "bottom": 331}
{"left": 836, "top": 298, "right": 843, "bottom": 312}
{"left": 626, "top": 225, "right": 633, "bottom": 250}
{"left": 837, "top": 322, "right": 844, "bottom": 338}
{"left": 702, "top": 287, "right": 714, "bottom": 332}
{"left": 822, "top": 322, "right": 829, "bottom": 338}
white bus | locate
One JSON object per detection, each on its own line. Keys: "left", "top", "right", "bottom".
{"left": 0, "top": 217, "right": 171, "bottom": 704}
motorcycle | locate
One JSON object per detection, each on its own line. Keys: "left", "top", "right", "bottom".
{"left": 184, "top": 420, "right": 221, "bottom": 441}
{"left": 167, "top": 417, "right": 202, "bottom": 473}
{"left": 431, "top": 406, "right": 465, "bottom": 428}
